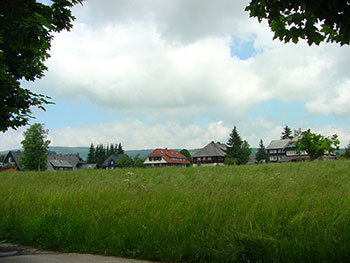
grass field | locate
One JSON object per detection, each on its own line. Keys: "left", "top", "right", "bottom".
{"left": 1, "top": 160, "right": 350, "bottom": 262}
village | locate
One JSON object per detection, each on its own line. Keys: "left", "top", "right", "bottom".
{"left": 1, "top": 125, "right": 346, "bottom": 172}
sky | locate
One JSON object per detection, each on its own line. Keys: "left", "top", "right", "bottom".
{"left": 1, "top": 0, "right": 350, "bottom": 151}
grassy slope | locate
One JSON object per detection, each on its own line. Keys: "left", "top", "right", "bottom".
{"left": 1, "top": 161, "right": 350, "bottom": 262}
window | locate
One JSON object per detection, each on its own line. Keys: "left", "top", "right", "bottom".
{"left": 270, "top": 156, "right": 278, "bottom": 161}
{"left": 269, "top": 149, "right": 277, "bottom": 154}
{"left": 286, "top": 150, "right": 296, "bottom": 156}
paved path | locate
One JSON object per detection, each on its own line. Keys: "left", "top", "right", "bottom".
{"left": 0, "top": 243, "right": 157, "bottom": 263}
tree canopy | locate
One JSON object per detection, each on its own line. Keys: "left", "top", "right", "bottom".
{"left": 226, "top": 126, "right": 251, "bottom": 165}
{"left": 0, "top": 0, "right": 82, "bottom": 132}
{"left": 296, "top": 129, "right": 340, "bottom": 161}
{"left": 255, "top": 139, "right": 267, "bottom": 163}
{"left": 180, "top": 149, "right": 193, "bottom": 164}
{"left": 281, "top": 125, "right": 293, "bottom": 140}
{"left": 245, "top": 0, "right": 350, "bottom": 45}
{"left": 20, "top": 123, "right": 50, "bottom": 170}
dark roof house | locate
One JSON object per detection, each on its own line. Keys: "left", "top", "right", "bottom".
{"left": 3, "top": 151, "right": 23, "bottom": 170}
{"left": 47, "top": 154, "right": 87, "bottom": 171}
{"left": 192, "top": 141, "right": 227, "bottom": 166}
{"left": 102, "top": 154, "right": 125, "bottom": 169}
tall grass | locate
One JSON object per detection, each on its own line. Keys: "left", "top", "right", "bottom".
{"left": 1, "top": 161, "right": 350, "bottom": 262}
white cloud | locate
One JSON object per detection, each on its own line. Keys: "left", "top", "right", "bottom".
{"left": 3, "top": 0, "right": 350, "bottom": 151}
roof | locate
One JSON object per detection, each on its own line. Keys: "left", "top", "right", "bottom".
{"left": 266, "top": 139, "right": 296, "bottom": 150}
{"left": 192, "top": 141, "right": 227, "bottom": 158}
{"left": 48, "top": 159, "right": 73, "bottom": 169}
{"left": 147, "top": 148, "right": 190, "bottom": 164}
{"left": 5, "top": 151, "right": 23, "bottom": 170}
{"left": 102, "top": 154, "right": 125, "bottom": 167}
{"left": 47, "top": 154, "right": 85, "bottom": 170}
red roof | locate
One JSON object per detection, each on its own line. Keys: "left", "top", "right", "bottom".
{"left": 148, "top": 148, "right": 190, "bottom": 164}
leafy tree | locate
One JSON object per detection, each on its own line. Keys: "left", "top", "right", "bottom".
{"left": 296, "top": 129, "right": 340, "bottom": 161}
{"left": 0, "top": 0, "right": 83, "bottom": 132}
{"left": 116, "top": 155, "right": 133, "bottom": 168}
{"left": 20, "top": 123, "right": 50, "bottom": 170}
{"left": 133, "top": 154, "right": 146, "bottom": 168}
{"left": 256, "top": 139, "right": 267, "bottom": 163}
{"left": 180, "top": 149, "right": 193, "bottom": 164}
{"left": 344, "top": 141, "right": 350, "bottom": 159}
{"left": 87, "top": 143, "right": 95, "bottom": 164}
{"left": 245, "top": 0, "right": 350, "bottom": 45}
{"left": 226, "top": 126, "right": 251, "bottom": 165}
{"left": 281, "top": 125, "right": 293, "bottom": 140}
{"left": 293, "top": 128, "right": 302, "bottom": 138}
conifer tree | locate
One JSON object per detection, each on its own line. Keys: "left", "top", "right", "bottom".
{"left": 117, "top": 143, "right": 124, "bottom": 154}
{"left": 226, "top": 126, "right": 251, "bottom": 165}
{"left": 87, "top": 143, "right": 95, "bottom": 163}
{"left": 281, "top": 125, "right": 293, "bottom": 139}
{"left": 255, "top": 139, "right": 267, "bottom": 163}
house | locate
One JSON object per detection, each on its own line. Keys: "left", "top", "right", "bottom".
{"left": 47, "top": 153, "right": 87, "bottom": 171}
{"left": 2, "top": 151, "right": 22, "bottom": 170}
{"left": 144, "top": 148, "right": 190, "bottom": 168}
{"left": 192, "top": 141, "right": 227, "bottom": 166}
{"left": 267, "top": 139, "right": 307, "bottom": 163}
{"left": 102, "top": 153, "right": 125, "bottom": 169}
{"left": 267, "top": 139, "right": 336, "bottom": 163}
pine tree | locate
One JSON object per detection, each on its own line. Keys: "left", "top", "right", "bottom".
{"left": 20, "top": 123, "right": 50, "bottom": 170}
{"left": 87, "top": 143, "right": 95, "bottom": 163}
{"left": 226, "top": 126, "right": 242, "bottom": 161}
{"left": 226, "top": 126, "right": 251, "bottom": 165}
{"left": 281, "top": 125, "right": 293, "bottom": 139}
{"left": 255, "top": 139, "right": 267, "bottom": 163}
{"left": 117, "top": 143, "right": 124, "bottom": 154}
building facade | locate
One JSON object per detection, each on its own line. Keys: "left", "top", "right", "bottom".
{"left": 144, "top": 148, "right": 190, "bottom": 168}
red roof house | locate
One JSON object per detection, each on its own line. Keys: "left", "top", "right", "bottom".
{"left": 144, "top": 148, "right": 190, "bottom": 168}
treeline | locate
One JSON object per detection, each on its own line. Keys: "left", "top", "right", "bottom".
{"left": 87, "top": 143, "right": 124, "bottom": 166}
{"left": 86, "top": 143, "right": 146, "bottom": 168}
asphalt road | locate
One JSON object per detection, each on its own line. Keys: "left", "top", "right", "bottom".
{"left": 0, "top": 243, "right": 157, "bottom": 263}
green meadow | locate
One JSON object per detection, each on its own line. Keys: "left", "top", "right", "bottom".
{"left": 1, "top": 161, "right": 350, "bottom": 262}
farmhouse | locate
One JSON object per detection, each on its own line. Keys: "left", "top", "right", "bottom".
{"left": 192, "top": 141, "right": 227, "bottom": 166}
{"left": 102, "top": 153, "right": 126, "bottom": 169}
{"left": 47, "top": 153, "right": 87, "bottom": 170}
{"left": 144, "top": 148, "right": 190, "bottom": 168}
{"left": 2, "top": 150, "right": 22, "bottom": 170}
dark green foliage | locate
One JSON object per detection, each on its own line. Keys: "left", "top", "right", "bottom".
{"left": 133, "top": 154, "right": 146, "bottom": 168}
{"left": 245, "top": 0, "right": 350, "bottom": 45}
{"left": 255, "top": 139, "right": 267, "bottom": 163}
{"left": 88, "top": 142, "right": 124, "bottom": 166}
{"left": 342, "top": 142, "right": 350, "bottom": 159}
{"left": 281, "top": 125, "right": 293, "bottom": 140}
{"left": 180, "top": 149, "right": 193, "bottom": 164}
{"left": 226, "top": 126, "right": 251, "bottom": 165}
{"left": 87, "top": 143, "right": 95, "bottom": 164}
{"left": 117, "top": 143, "right": 124, "bottom": 154}
{"left": 20, "top": 123, "right": 50, "bottom": 170}
{"left": 296, "top": 129, "right": 340, "bottom": 161}
{"left": 116, "top": 155, "right": 133, "bottom": 168}
{"left": 0, "top": 0, "right": 82, "bottom": 132}
{"left": 0, "top": 154, "right": 5, "bottom": 162}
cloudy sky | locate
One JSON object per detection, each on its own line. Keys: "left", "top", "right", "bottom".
{"left": 1, "top": 0, "right": 350, "bottom": 151}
